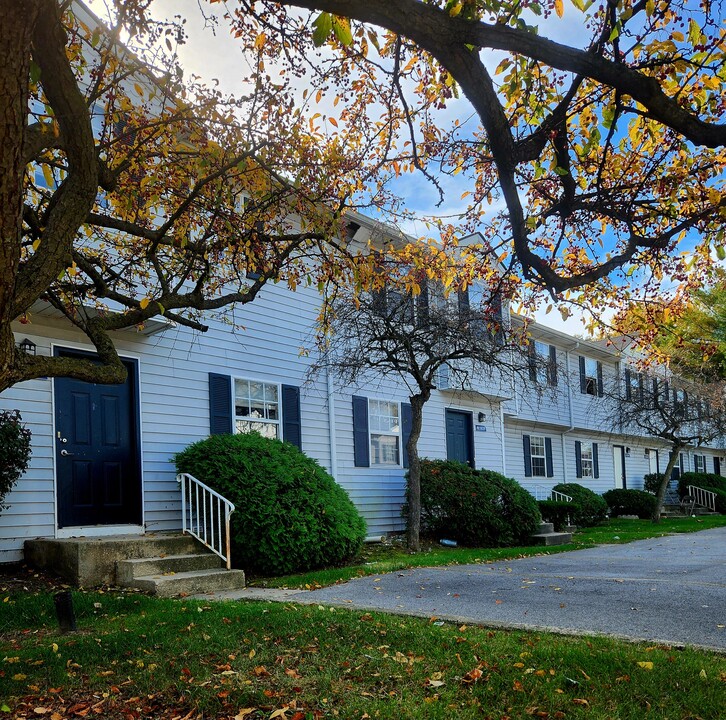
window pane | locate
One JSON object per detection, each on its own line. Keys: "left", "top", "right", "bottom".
{"left": 531, "top": 457, "right": 546, "bottom": 477}
{"left": 236, "top": 419, "right": 279, "bottom": 439}
{"left": 585, "top": 358, "right": 598, "bottom": 377}
{"left": 371, "top": 433, "right": 399, "bottom": 465}
{"left": 530, "top": 435, "right": 545, "bottom": 456}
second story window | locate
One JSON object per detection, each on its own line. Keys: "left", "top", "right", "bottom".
{"left": 369, "top": 399, "right": 401, "bottom": 465}
{"left": 579, "top": 357, "right": 602, "bottom": 397}
{"left": 529, "top": 340, "right": 557, "bottom": 386}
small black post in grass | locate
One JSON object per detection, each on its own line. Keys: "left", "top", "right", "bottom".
{"left": 53, "top": 590, "right": 77, "bottom": 632}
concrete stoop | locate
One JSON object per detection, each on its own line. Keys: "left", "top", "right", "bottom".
{"left": 25, "top": 532, "right": 246, "bottom": 596}
{"left": 529, "top": 522, "right": 573, "bottom": 547}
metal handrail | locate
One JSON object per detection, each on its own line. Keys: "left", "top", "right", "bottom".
{"left": 524, "top": 484, "right": 573, "bottom": 503}
{"left": 177, "top": 473, "right": 236, "bottom": 569}
{"left": 687, "top": 485, "right": 717, "bottom": 512}
{"left": 551, "top": 489, "right": 573, "bottom": 503}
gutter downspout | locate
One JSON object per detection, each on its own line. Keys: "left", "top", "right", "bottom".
{"left": 561, "top": 346, "right": 577, "bottom": 483}
{"left": 500, "top": 403, "right": 507, "bottom": 476}
{"left": 326, "top": 364, "right": 338, "bottom": 481}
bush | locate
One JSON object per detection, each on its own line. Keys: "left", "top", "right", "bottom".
{"left": 414, "top": 459, "right": 541, "bottom": 547}
{"left": 643, "top": 473, "right": 666, "bottom": 494}
{"left": 678, "top": 472, "right": 726, "bottom": 514}
{"left": 537, "top": 500, "right": 572, "bottom": 531}
{"left": 0, "top": 410, "right": 32, "bottom": 513}
{"left": 551, "top": 483, "right": 608, "bottom": 526}
{"left": 174, "top": 432, "right": 366, "bottom": 575}
{"left": 602, "top": 489, "right": 658, "bottom": 519}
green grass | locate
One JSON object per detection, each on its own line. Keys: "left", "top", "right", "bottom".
{"left": 1, "top": 591, "right": 725, "bottom": 719}
{"left": 251, "top": 515, "right": 726, "bottom": 590}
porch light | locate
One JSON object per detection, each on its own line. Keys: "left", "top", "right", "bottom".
{"left": 478, "top": 412, "right": 486, "bottom": 423}
{"left": 17, "top": 338, "right": 36, "bottom": 355}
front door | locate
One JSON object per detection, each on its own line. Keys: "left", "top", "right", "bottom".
{"left": 445, "top": 409, "right": 474, "bottom": 468}
{"left": 54, "top": 349, "right": 141, "bottom": 528}
{"left": 613, "top": 445, "right": 626, "bottom": 489}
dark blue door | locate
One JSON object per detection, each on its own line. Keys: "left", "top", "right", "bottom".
{"left": 54, "top": 350, "right": 141, "bottom": 528}
{"left": 445, "top": 409, "right": 474, "bottom": 468}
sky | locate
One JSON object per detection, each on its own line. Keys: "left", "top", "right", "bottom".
{"left": 84, "top": 0, "right": 605, "bottom": 337}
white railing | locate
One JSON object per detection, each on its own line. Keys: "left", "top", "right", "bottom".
{"left": 687, "top": 485, "right": 717, "bottom": 513}
{"left": 524, "top": 484, "right": 573, "bottom": 503}
{"left": 177, "top": 473, "right": 236, "bottom": 570}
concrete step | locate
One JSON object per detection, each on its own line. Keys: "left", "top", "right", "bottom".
{"left": 25, "top": 533, "right": 206, "bottom": 586}
{"left": 537, "top": 522, "right": 555, "bottom": 534}
{"left": 132, "top": 568, "right": 246, "bottom": 597}
{"left": 116, "top": 553, "right": 222, "bottom": 585}
{"left": 530, "top": 531, "right": 573, "bottom": 546}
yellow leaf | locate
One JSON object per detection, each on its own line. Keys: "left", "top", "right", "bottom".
{"left": 554, "top": 0, "right": 564, "bottom": 18}
{"left": 255, "top": 32, "right": 267, "bottom": 50}
{"left": 12, "top": 674, "right": 27, "bottom": 681}
{"left": 637, "top": 662, "right": 653, "bottom": 670}
{"left": 699, "top": 669, "right": 707, "bottom": 679}
{"left": 248, "top": 649, "right": 256, "bottom": 659}
{"left": 139, "top": 297, "right": 150, "bottom": 310}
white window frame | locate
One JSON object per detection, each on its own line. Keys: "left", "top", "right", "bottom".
{"left": 368, "top": 398, "right": 402, "bottom": 466}
{"left": 233, "top": 377, "right": 282, "bottom": 440}
{"left": 529, "top": 434, "right": 547, "bottom": 477}
{"left": 580, "top": 441, "right": 594, "bottom": 478}
{"left": 694, "top": 454, "right": 707, "bottom": 474}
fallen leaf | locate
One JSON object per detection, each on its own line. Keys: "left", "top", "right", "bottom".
{"left": 572, "top": 699, "right": 589, "bottom": 706}
{"left": 637, "top": 662, "right": 654, "bottom": 670}
{"left": 699, "top": 669, "right": 707, "bottom": 679}
{"left": 234, "top": 710, "right": 256, "bottom": 720}
{"left": 462, "top": 667, "right": 483, "bottom": 684}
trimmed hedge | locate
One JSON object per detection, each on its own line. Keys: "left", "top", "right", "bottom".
{"left": 0, "top": 410, "right": 32, "bottom": 513}
{"left": 413, "top": 459, "right": 541, "bottom": 547}
{"left": 679, "top": 472, "right": 726, "bottom": 513}
{"left": 174, "top": 432, "right": 366, "bottom": 575}
{"left": 552, "top": 483, "right": 608, "bottom": 526}
{"left": 537, "top": 500, "right": 572, "bottom": 531}
{"left": 643, "top": 472, "right": 666, "bottom": 495}
{"left": 602, "top": 489, "right": 658, "bottom": 519}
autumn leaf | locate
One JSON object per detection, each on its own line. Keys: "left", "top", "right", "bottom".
{"left": 234, "top": 710, "right": 256, "bottom": 720}
{"left": 554, "top": 0, "right": 564, "bottom": 18}
{"left": 637, "top": 661, "right": 654, "bottom": 670}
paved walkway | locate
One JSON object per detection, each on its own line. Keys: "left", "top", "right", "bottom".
{"left": 201, "top": 528, "right": 726, "bottom": 651}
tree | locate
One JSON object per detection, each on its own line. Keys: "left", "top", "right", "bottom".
{"left": 226, "top": 0, "right": 725, "bottom": 317}
{"left": 606, "top": 365, "right": 726, "bottom": 521}
{"left": 0, "top": 0, "right": 360, "bottom": 392}
{"left": 312, "top": 248, "right": 528, "bottom": 550}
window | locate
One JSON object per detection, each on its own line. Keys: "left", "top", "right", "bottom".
{"left": 529, "top": 435, "right": 547, "bottom": 477}
{"left": 369, "top": 399, "right": 401, "bottom": 465}
{"left": 530, "top": 341, "right": 556, "bottom": 386}
{"left": 625, "top": 368, "right": 642, "bottom": 402}
{"left": 580, "top": 442, "right": 594, "bottom": 478}
{"left": 694, "top": 454, "right": 707, "bottom": 473}
{"left": 582, "top": 358, "right": 599, "bottom": 396}
{"left": 234, "top": 378, "right": 279, "bottom": 439}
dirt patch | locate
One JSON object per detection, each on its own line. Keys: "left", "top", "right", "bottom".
{"left": 0, "top": 563, "right": 71, "bottom": 594}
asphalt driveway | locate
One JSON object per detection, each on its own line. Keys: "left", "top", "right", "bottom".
{"left": 296, "top": 527, "right": 726, "bottom": 650}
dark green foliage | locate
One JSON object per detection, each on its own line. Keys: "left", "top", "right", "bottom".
{"left": 174, "top": 433, "right": 366, "bottom": 575}
{"left": 679, "top": 472, "right": 726, "bottom": 513}
{"left": 537, "top": 500, "right": 572, "bottom": 531}
{"left": 602, "top": 489, "right": 658, "bottom": 519}
{"left": 643, "top": 472, "right": 666, "bottom": 494}
{"left": 552, "top": 483, "right": 608, "bottom": 526}
{"left": 413, "top": 459, "right": 541, "bottom": 546}
{"left": 0, "top": 410, "right": 32, "bottom": 513}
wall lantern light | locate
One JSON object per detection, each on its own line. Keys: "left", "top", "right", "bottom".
{"left": 17, "top": 338, "right": 36, "bottom": 355}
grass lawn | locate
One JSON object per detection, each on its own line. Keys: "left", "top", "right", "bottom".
{"left": 1, "top": 590, "right": 725, "bottom": 719}
{"left": 252, "top": 515, "right": 726, "bottom": 590}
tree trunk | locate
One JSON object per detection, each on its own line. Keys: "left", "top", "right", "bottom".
{"left": 406, "top": 392, "right": 428, "bottom": 552}
{"left": 653, "top": 443, "right": 683, "bottom": 523}
{"left": 0, "top": 1, "right": 39, "bottom": 390}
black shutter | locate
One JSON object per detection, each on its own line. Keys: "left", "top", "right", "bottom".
{"left": 457, "top": 288, "right": 470, "bottom": 318}
{"left": 548, "top": 345, "right": 557, "bottom": 386}
{"left": 528, "top": 342, "right": 537, "bottom": 383}
{"left": 625, "top": 367, "right": 632, "bottom": 400}
{"left": 652, "top": 378, "right": 659, "bottom": 407}
{"left": 401, "top": 402, "right": 412, "bottom": 468}
{"left": 596, "top": 362, "right": 604, "bottom": 397}
{"left": 281, "top": 385, "right": 302, "bottom": 448}
{"left": 416, "top": 279, "right": 429, "bottom": 328}
{"left": 638, "top": 373, "right": 645, "bottom": 404}
{"left": 592, "top": 442, "right": 599, "bottom": 478}
{"left": 575, "top": 440, "right": 583, "bottom": 478}
{"left": 669, "top": 451, "right": 680, "bottom": 482}
{"left": 523, "top": 435, "right": 532, "bottom": 477}
{"left": 714, "top": 456, "right": 721, "bottom": 476}
{"left": 352, "top": 395, "right": 370, "bottom": 467}
{"left": 209, "top": 373, "right": 233, "bottom": 435}
{"left": 579, "top": 356, "right": 587, "bottom": 394}
{"left": 545, "top": 437, "right": 554, "bottom": 478}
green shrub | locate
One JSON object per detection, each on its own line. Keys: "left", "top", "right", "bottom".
{"left": 677, "top": 472, "right": 726, "bottom": 514}
{"left": 414, "top": 460, "right": 541, "bottom": 547}
{"left": 602, "top": 489, "right": 658, "bottom": 519}
{"left": 174, "top": 432, "right": 366, "bottom": 575}
{"left": 643, "top": 472, "right": 666, "bottom": 494}
{"left": 551, "top": 483, "right": 608, "bottom": 526}
{"left": 0, "top": 410, "right": 32, "bottom": 513}
{"left": 537, "top": 500, "right": 572, "bottom": 531}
